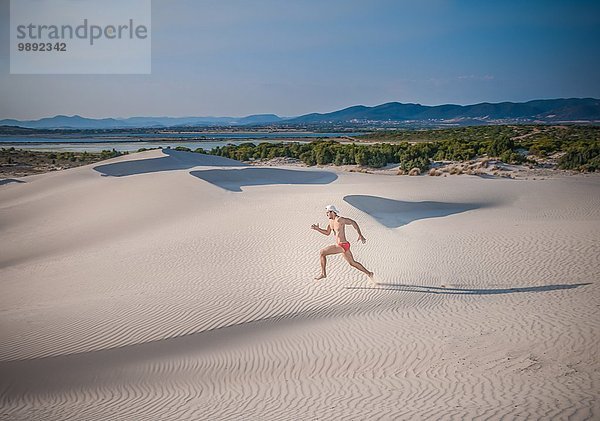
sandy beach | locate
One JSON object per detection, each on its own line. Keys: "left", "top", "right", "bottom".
{"left": 0, "top": 148, "right": 598, "bottom": 420}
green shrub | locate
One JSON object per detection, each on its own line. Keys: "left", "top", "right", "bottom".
{"left": 487, "top": 135, "right": 514, "bottom": 157}
{"left": 367, "top": 149, "right": 387, "bottom": 167}
{"left": 559, "top": 142, "right": 600, "bottom": 171}
{"left": 100, "top": 148, "right": 122, "bottom": 159}
{"left": 315, "top": 145, "right": 334, "bottom": 165}
{"left": 299, "top": 151, "right": 316, "bottom": 166}
{"left": 500, "top": 150, "right": 525, "bottom": 164}
{"left": 527, "top": 137, "right": 560, "bottom": 156}
{"left": 399, "top": 157, "right": 430, "bottom": 172}
{"left": 334, "top": 152, "right": 344, "bottom": 166}
{"left": 354, "top": 147, "right": 369, "bottom": 166}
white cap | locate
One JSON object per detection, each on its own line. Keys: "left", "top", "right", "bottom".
{"left": 325, "top": 204, "right": 339, "bottom": 214}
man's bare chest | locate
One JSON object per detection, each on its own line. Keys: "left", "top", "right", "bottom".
{"left": 331, "top": 221, "right": 344, "bottom": 234}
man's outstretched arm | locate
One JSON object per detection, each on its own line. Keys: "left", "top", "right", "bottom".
{"left": 311, "top": 224, "right": 331, "bottom": 235}
{"left": 346, "top": 218, "right": 366, "bottom": 243}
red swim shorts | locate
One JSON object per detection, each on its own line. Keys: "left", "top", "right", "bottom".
{"left": 338, "top": 242, "right": 350, "bottom": 252}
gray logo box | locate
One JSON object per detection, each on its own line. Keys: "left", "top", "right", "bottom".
{"left": 10, "top": 0, "right": 151, "bottom": 74}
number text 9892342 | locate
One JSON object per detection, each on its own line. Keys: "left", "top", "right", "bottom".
{"left": 17, "top": 42, "right": 67, "bottom": 52}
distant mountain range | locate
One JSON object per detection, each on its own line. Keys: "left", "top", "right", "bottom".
{"left": 0, "top": 114, "right": 285, "bottom": 129}
{"left": 285, "top": 98, "right": 600, "bottom": 125}
{"left": 2, "top": 98, "right": 598, "bottom": 129}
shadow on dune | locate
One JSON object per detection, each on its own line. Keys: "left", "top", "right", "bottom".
{"left": 0, "top": 281, "right": 592, "bottom": 395}
{"left": 345, "top": 282, "right": 592, "bottom": 294}
{"left": 344, "top": 194, "right": 492, "bottom": 228}
{"left": 190, "top": 167, "right": 337, "bottom": 192}
{"left": 0, "top": 291, "right": 406, "bottom": 393}
{"left": 0, "top": 179, "right": 26, "bottom": 186}
{"left": 93, "top": 149, "right": 245, "bottom": 177}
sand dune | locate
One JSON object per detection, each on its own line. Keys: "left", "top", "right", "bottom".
{"left": 1, "top": 149, "right": 598, "bottom": 420}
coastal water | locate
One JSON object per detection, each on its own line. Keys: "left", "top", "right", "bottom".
{"left": 0, "top": 132, "right": 362, "bottom": 152}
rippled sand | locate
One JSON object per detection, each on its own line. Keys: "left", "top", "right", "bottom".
{"left": 1, "top": 149, "right": 598, "bottom": 420}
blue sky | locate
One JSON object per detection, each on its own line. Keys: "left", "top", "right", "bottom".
{"left": 1, "top": 0, "right": 599, "bottom": 119}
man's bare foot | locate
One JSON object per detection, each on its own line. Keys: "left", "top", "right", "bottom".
{"left": 314, "top": 274, "right": 327, "bottom": 280}
{"left": 367, "top": 272, "right": 376, "bottom": 284}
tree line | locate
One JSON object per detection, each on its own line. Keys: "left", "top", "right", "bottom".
{"left": 176, "top": 125, "right": 600, "bottom": 172}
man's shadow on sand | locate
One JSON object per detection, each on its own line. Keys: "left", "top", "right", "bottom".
{"left": 344, "top": 194, "right": 496, "bottom": 228}
{"left": 190, "top": 167, "right": 338, "bottom": 192}
{"left": 345, "top": 282, "right": 592, "bottom": 294}
{"left": 93, "top": 149, "right": 245, "bottom": 177}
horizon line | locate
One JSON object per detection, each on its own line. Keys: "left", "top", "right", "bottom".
{"left": 1, "top": 97, "right": 597, "bottom": 121}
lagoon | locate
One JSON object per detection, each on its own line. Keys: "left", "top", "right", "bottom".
{"left": 0, "top": 131, "right": 363, "bottom": 152}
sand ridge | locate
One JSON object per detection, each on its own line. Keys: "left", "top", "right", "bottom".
{"left": 0, "top": 149, "right": 598, "bottom": 420}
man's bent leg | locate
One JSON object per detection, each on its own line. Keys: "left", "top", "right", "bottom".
{"left": 315, "top": 244, "right": 344, "bottom": 280}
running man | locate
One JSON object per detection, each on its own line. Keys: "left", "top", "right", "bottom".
{"left": 311, "top": 204, "right": 373, "bottom": 280}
